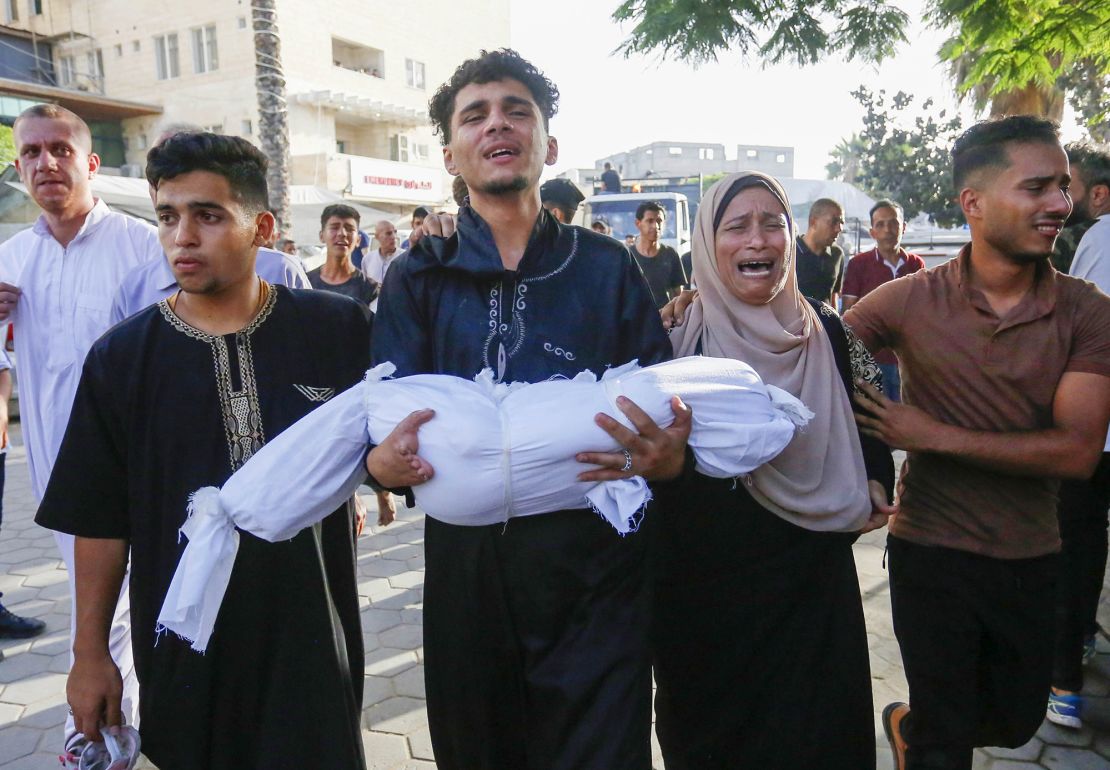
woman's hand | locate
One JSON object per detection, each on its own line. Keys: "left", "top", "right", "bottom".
{"left": 857, "top": 479, "right": 897, "bottom": 534}
{"left": 576, "top": 395, "right": 692, "bottom": 482}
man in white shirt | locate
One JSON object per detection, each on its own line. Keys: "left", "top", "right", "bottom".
{"left": 361, "top": 219, "right": 404, "bottom": 313}
{"left": 110, "top": 246, "right": 309, "bottom": 324}
{"left": 1050, "top": 141, "right": 1110, "bottom": 729}
{"left": 0, "top": 345, "right": 39, "bottom": 649}
{"left": 0, "top": 104, "right": 157, "bottom": 759}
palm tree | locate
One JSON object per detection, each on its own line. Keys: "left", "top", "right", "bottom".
{"left": 947, "top": 47, "right": 1065, "bottom": 122}
{"left": 826, "top": 134, "right": 866, "bottom": 184}
{"left": 252, "top": 0, "right": 291, "bottom": 236}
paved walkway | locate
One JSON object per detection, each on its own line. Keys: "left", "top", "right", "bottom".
{"left": 2, "top": 427, "right": 1110, "bottom": 769}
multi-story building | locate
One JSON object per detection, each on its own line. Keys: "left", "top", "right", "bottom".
{"left": 0, "top": 0, "right": 510, "bottom": 214}
{"left": 597, "top": 141, "right": 795, "bottom": 180}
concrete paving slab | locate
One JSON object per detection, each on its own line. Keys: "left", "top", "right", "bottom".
{"left": 4, "top": 429, "right": 1110, "bottom": 769}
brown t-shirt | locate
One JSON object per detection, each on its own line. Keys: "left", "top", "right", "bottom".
{"left": 844, "top": 246, "right": 1110, "bottom": 559}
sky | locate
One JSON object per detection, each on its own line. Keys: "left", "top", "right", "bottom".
{"left": 508, "top": 0, "right": 1082, "bottom": 182}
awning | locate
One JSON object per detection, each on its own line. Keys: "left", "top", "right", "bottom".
{"left": 0, "top": 76, "right": 162, "bottom": 121}
{"left": 289, "top": 90, "right": 426, "bottom": 127}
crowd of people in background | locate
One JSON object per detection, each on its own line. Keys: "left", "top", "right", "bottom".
{"left": 0, "top": 45, "right": 1107, "bottom": 770}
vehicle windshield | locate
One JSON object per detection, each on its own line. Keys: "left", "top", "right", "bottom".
{"left": 587, "top": 199, "right": 678, "bottom": 241}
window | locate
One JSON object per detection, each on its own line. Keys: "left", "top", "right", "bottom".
{"left": 241, "top": 119, "right": 253, "bottom": 136}
{"left": 114, "top": 44, "right": 123, "bottom": 57}
{"left": 203, "top": 123, "right": 223, "bottom": 134}
{"left": 137, "top": 134, "right": 148, "bottom": 150}
{"left": 336, "top": 140, "right": 347, "bottom": 154}
{"left": 87, "top": 49, "right": 104, "bottom": 83}
{"left": 669, "top": 146, "right": 682, "bottom": 156}
{"left": 776, "top": 153, "right": 786, "bottom": 163}
{"left": 238, "top": 16, "right": 247, "bottom": 29}
{"left": 154, "top": 34, "right": 179, "bottom": 80}
{"left": 405, "top": 58, "right": 425, "bottom": 89}
{"left": 4, "top": 0, "right": 16, "bottom": 22}
{"left": 746, "top": 149, "right": 758, "bottom": 158}
{"left": 699, "top": 147, "right": 715, "bottom": 160}
{"left": 413, "top": 143, "right": 429, "bottom": 162}
{"left": 332, "top": 38, "right": 384, "bottom": 77}
{"left": 132, "top": 40, "right": 141, "bottom": 53}
{"left": 58, "top": 55, "right": 75, "bottom": 86}
{"left": 28, "top": 0, "right": 41, "bottom": 14}
{"left": 192, "top": 25, "right": 218, "bottom": 73}
{"left": 390, "top": 134, "right": 410, "bottom": 162}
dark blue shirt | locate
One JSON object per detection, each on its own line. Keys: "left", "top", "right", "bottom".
{"left": 372, "top": 207, "right": 670, "bottom": 382}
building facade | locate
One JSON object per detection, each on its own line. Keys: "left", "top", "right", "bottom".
{"left": 597, "top": 141, "right": 795, "bottom": 180}
{"left": 0, "top": 0, "right": 510, "bottom": 213}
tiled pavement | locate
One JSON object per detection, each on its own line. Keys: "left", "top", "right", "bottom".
{"left": 2, "top": 427, "right": 1110, "bottom": 769}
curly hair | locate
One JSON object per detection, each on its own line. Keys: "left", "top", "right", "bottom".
{"left": 428, "top": 49, "right": 559, "bottom": 144}
{"left": 146, "top": 132, "right": 269, "bottom": 212}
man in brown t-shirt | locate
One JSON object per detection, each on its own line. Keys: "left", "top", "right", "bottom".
{"left": 846, "top": 116, "right": 1110, "bottom": 770}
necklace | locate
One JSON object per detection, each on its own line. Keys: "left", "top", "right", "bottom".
{"left": 169, "top": 275, "right": 268, "bottom": 321}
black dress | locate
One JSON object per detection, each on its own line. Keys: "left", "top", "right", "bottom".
{"left": 650, "top": 300, "right": 894, "bottom": 770}
{"left": 37, "top": 286, "right": 370, "bottom": 770}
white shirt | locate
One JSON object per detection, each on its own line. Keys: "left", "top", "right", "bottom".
{"left": 109, "top": 247, "right": 311, "bottom": 325}
{"left": 0, "top": 199, "right": 161, "bottom": 500}
{"left": 1068, "top": 214, "right": 1110, "bottom": 451}
{"left": 361, "top": 247, "right": 403, "bottom": 312}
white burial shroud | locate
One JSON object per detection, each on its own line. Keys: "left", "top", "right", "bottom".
{"left": 158, "top": 356, "right": 812, "bottom": 651}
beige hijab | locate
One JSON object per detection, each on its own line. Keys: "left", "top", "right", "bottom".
{"left": 670, "top": 172, "right": 870, "bottom": 532}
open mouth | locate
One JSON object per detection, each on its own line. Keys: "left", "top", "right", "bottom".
{"left": 737, "top": 260, "right": 774, "bottom": 275}
{"left": 1035, "top": 223, "right": 1063, "bottom": 236}
{"left": 485, "top": 147, "right": 518, "bottom": 160}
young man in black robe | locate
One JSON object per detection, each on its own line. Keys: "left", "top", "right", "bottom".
{"left": 368, "top": 49, "right": 691, "bottom": 770}
{"left": 35, "top": 133, "right": 377, "bottom": 770}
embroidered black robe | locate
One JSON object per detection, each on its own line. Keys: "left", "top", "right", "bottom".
{"left": 37, "top": 286, "right": 369, "bottom": 770}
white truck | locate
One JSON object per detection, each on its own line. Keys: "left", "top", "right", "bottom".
{"left": 582, "top": 191, "right": 692, "bottom": 254}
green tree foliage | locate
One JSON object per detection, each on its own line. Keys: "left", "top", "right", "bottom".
{"left": 613, "top": 1, "right": 1110, "bottom": 124}
{"left": 1059, "top": 59, "right": 1110, "bottom": 143}
{"left": 701, "top": 171, "right": 728, "bottom": 192}
{"left": 828, "top": 87, "right": 964, "bottom": 227}
{"left": 935, "top": 0, "right": 1110, "bottom": 100}
{"left": 0, "top": 125, "right": 15, "bottom": 167}
{"left": 612, "top": 0, "right": 910, "bottom": 66}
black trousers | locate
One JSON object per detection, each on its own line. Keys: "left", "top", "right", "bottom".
{"left": 888, "top": 536, "right": 1057, "bottom": 770}
{"left": 1053, "top": 453, "right": 1110, "bottom": 692}
{"left": 422, "top": 509, "right": 653, "bottom": 770}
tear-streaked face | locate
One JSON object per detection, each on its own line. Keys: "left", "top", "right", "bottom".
{"left": 714, "top": 187, "right": 790, "bottom": 306}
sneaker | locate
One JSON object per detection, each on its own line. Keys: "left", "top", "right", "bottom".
{"left": 882, "top": 701, "right": 909, "bottom": 770}
{"left": 1083, "top": 634, "right": 1097, "bottom": 666}
{"left": 59, "top": 733, "right": 88, "bottom": 769}
{"left": 0, "top": 593, "right": 47, "bottom": 638}
{"left": 78, "top": 726, "right": 141, "bottom": 770}
{"left": 1047, "top": 692, "right": 1083, "bottom": 729}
